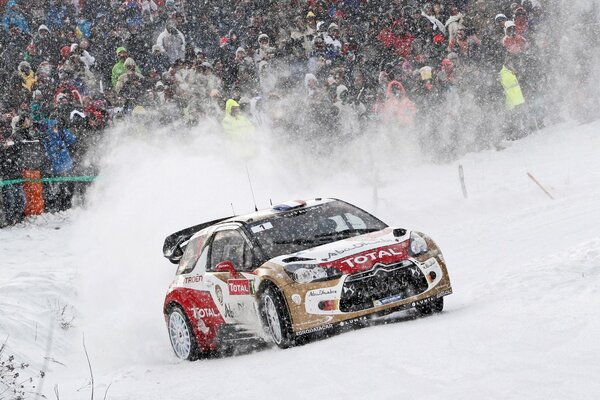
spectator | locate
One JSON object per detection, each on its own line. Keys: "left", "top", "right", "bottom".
{"left": 42, "top": 119, "right": 76, "bottom": 212}
{"left": 502, "top": 21, "right": 527, "bottom": 55}
{"left": 156, "top": 21, "right": 186, "bottom": 64}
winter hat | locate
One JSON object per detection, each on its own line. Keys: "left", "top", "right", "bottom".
{"left": 328, "top": 22, "right": 339, "bottom": 32}
{"left": 504, "top": 20, "right": 516, "bottom": 34}
{"left": 236, "top": 47, "right": 246, "bottom": 55}
{"left": 152, "top": 44, "right": 161, "bottom": 52}
{"left": 18, "top": 61, "right": 31, "bottom": 72}
{"left": 316, "top": 21, "right": 325, "bottom": 31}
{"left": 60, "top": 46, "right": 71, "bottom": 58}
{"left": 201, "top": 61, "right": 213, "bottom": 69}
{"left": 433, "top": 33, "right": 444, "bottom": 44}
{"left": 56, "top": 93, "right": 68, "bottom": 102}
{"left": 116, "top": 47, "right": 127, "bottom": 55}
{"left": 419, "top": 66, "right": 432, "bottom": 80}
{"left": 33, "top": 89, "right": 42, "bottom": 99}
{"left": 258, "top": 33, "right": 269, "bottom": 43}
{"left": 306, "top": 11, "right": 316, "bottom": 18}
{"left": 38, "top": 24, "right": 49, "bottom": 32}
{"left": 124, "top": 57, "right": 136, "bottom": 68}
{"left": 155, "top": 81, "right": 165, "bottom": 89}
{"left": 219, "top": 36, "right": 229, "bottom": 46}
{"left": 494, "top": 13, "right": 508, "bottom": 22}
{"left": 70, "top": 43, "right": 79, "bottom": 52}
{"left": 336, "top": 84, "right": 348, "bottom": 99}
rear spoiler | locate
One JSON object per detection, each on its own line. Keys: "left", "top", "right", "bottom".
{"left": 162, "top": 216, "right": 232, "bottom": 264}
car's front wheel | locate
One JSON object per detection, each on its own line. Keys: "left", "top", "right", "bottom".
{"left": 167, "top": 306, "right": 199, "bottom": 360}
{"left": 416, "top": 297, "right": 444, "bottom": 315}
{"left": 260, "top": 287, "right": 294, "bottom": 349}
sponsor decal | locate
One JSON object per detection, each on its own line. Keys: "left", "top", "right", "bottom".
{"left": 197, "top": 318, "right": 209, "bottom": 334}
{"left": 296, "top": 323, "right": 334, "bottom": 336}
{"left": 291, "top": 294, "right": 302, "bottom": 305}
{"left": 373, "top": 293, "right": 404, "bottom": 307}
{"left": 320, "top": 241, "right": 410, "bottom": 274}
{"left": 228, "top": 279, "right": 255, "bottom": 295}
{"left": 308, "top": 288, "right": 338, "bottom": 297}
{"left": 191, "top": 307, "right": 219, "bottom": 319}
{"left": 183, "top": 274, "right": 203, "bottom": 284}
{"left": 215, "top": 286, "right": 224, "bottom": 305}
{"left": 411, "top": 297, "right": 435, "bottom": 307}
{"left": 325, "top": 238, "right": 395, "bottom": 260}
{"left": 342, "top": 248, "right": 404, "bottom": 268}
{"left": 250, "top": 222, "right": 273, "bottom": 233}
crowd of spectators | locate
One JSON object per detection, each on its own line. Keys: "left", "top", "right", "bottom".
{"left": 0, "top": 0, "right": 550, "bottom": 227}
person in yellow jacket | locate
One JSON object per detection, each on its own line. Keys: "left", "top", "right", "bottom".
{"left": 499, "top": 61, "right": 525, "bottom": 110}
{"left": 222, "top": 99, "right": 255, "bottom": 137}
{"left": 18, "top": 61, "right": 36, "bottom": 91}
{"left": 499, "top": 60, "right": 526, "bottom": 139}
{"left": 221, "top": 99, "right": 257, "bottom": 158}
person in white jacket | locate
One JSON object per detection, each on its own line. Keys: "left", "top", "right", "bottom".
{"left": 156, "top": 21, "right": 186, "bottom": 64}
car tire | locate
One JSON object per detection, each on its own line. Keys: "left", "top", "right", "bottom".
{"left": 416, "top": 297, "right": 444, "bottom": 315}
{"left": 167, "top": 305, "right": 200, "bottom": 361}
{"left": 260, "top": 287, "right": 294, "bottom": 349}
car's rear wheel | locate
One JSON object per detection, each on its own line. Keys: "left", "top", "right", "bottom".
{"left": 416, "top": 297, "right": 444, "bottom": 315}
{"left": 168, "top": 306, "right": 199, "bottom": 360}
{"left": 260, "top": 287, "right": 294, "bottom": 349}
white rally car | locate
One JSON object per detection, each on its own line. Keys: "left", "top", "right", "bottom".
{"left": 163, "top": 198, "right": 452, "bottom": 359}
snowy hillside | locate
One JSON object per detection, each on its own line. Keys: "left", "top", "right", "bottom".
{"left": 1, "top": 120, "right": 599, "bottom": 399}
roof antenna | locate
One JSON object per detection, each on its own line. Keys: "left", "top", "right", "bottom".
{"left": 245, "top": 164, "right": 258, "bottom": 212}
{"left": 230, "top": 202, "right": 236, "bottom": 216}
{"left": 269, "top": 198, "right": 273, "bottom": 206}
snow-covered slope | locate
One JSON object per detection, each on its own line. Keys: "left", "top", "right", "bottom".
{"left": 1, "top": 120, "right": 599, "bottom": 399}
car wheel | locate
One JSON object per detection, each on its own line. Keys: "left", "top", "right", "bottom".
{"left": 261, "top": 287, "right": 294, "bottom": 349}
{"left": 416, "top": 297, "right": 444, "bottom": 315}
{"left": 168, "top": 306, "right": 199, "bottom": 360}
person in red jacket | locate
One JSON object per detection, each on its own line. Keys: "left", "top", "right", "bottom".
{"left": 377, "top": 19, "right": 414, "bottom": 59}
{"left": 502, "top": 21, "right": 527, "bottom": 55}
{"left": 513, "top": 7, "right": 528, "bottom": 36}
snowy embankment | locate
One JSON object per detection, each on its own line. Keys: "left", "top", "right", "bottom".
{"left": 1, "top": 120, "right": 599, "bottom": 399}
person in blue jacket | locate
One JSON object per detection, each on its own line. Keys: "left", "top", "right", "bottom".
{"left": 2, "top": 0, "right": 30, "bottom": 34}
{"left": 42, "top": 119, "right": 77, "bottom": 212}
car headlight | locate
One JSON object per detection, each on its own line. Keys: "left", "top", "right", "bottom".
{"left": 409, "top": 232, "right": 428, "bottom": 256}
{"left": 283, "top": 264, "right": 342, "bottom": 284}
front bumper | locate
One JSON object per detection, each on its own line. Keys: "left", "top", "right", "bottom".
{"left": 281, "top": 251, "right": 453, "bottom": 336}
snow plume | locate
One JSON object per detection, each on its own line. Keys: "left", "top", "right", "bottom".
{"left": 70, "top": 118, "right": 403, "bottom": 368}
{"left": 550, "top": 0, "right": 600, "bottom": 122}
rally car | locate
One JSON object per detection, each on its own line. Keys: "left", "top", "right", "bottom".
{"left": 163, "top": 198, "right": 452, "bottom": 360}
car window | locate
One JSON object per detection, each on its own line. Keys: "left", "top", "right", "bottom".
{"left": 176, "top": 235, "right": 205, "bottom": 275}
{"left": 208, "top": 230, "right": 255, "bottom": 272}
{"left": 344, "top": 212, "right": 367, "bottom": 230}
{"left": 329, "top": 215, "right": 349, "bottom": 231}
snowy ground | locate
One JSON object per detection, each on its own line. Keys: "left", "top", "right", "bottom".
{"left": 1, "top": 120, "right": 599, "bottom": 399}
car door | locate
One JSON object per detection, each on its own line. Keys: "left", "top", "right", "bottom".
{"left": 205, "top": 227, "right": 261, "bottom": 328}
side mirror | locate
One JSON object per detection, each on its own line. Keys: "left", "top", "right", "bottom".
{"left": 215, "top": 261, "right": 237, "bottom": 277}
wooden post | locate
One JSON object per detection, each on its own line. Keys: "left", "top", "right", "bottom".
{"left": 458, "top": 164, "right": 468, "bottom": 199}
{"left": 527, "top": 172, "right": 554, "bottom": 200}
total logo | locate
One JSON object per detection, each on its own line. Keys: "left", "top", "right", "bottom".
{"left": 191, "top": 307, "right": 218, "bottom": 319}
{"left": 228, "top": 279, "right": 254, "bottom": 295}
{"left": 341, "top": 248, "right": 404, "bottom": 268}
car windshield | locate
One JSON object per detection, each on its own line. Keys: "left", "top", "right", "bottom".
{"left": 247, "top": 201, "right": 388, "bottom": 261}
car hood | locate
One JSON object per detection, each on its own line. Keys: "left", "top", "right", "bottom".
{"left": 270, "top": 227, "right": 412, "bottom": 275}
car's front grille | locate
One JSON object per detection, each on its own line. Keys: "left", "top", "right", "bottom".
{"left": 339, "top": 261, "right": 428, "bottom": 312}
